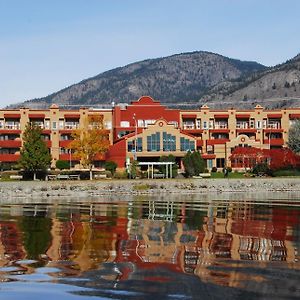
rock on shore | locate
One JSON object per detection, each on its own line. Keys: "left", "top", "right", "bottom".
{"left": 1, "top": 178, "right": 300, "bottom": 201}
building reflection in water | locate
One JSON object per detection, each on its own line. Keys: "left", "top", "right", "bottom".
{"left": 0, "top": 198, "right": 299, "bottom": 288}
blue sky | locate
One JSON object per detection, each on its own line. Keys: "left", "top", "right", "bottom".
{"left": 0, "top": 0, "right": 300, "bottom": 107}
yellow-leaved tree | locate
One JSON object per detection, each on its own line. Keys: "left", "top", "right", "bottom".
{"left": 68, "top": 115, "right": 110, "bottom": 180}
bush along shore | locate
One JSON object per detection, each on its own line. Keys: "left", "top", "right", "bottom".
{"left": 1, "top": 178, "right": 300, "bottom": 200}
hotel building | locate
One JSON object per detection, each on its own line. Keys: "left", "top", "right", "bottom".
{"left": 0, "top": 96, "right": 299, "bottom": 169}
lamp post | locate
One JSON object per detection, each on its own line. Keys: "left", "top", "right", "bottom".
{"left": 133, "top": 113, "right": 137, "bottom": 161}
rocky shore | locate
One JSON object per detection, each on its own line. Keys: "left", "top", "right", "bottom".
{"left": 1, "top": 178, "right": 300, "bottom": 202}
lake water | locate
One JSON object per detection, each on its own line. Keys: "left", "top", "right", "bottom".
{"left": 0, "top": 193, "right": 299, "bottom": 299}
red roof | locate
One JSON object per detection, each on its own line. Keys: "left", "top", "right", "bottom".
{"left": 182, "top": 114, "right": 197, "bottom": 119}
{"left": 28, "top": 114, "right": 45, "bottom": 119}
{"left": 236, "top": 114, "right": 250, "bottom": 119}
{"left": 214, "top": 114, "right": 229, "bottom": 119}
{"left": 267, "top": 113, "right": 282, "bottom": 118}
{"left": 289, "top": 113, "right": 300, "bottom": 119}
{"left": 64, "top": 114, "right": 80, "bottom": 119}
{"left": 4, "top": 113, "right": 20, "bottom": 119}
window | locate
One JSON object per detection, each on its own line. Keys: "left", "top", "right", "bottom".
{"left": 60, "top": 134, "right": 72, "bottom": 140}
{"left": 120, "top": 121, "right": 130, "bottom": 128}
{"left": 31, "top": 121, "right": 44, "bottom": 129}
{"left": 262, "top": 119, "right": 267, "bottom": 129}
{"left": 207, "top": 159, "right": 213, "bottom": 169}
{"left": 147, "top": 132, "right": 160, "bottom": 152}
{"left": 168, "top": 121, "right": 178, "bottom": 128}
{"left": 137, "top": 120, "right": 144, "bottom": 127}
{"left": 128, "top": 137, "right": 143, "bottom": 152}
{"left": 183, "top": 121, "right": 195, "bottom": 129}
{"left": 145, "top": 120, "right": 155, "bottom": 127}
{"left": 44, "top": 120, "right": 50, "bottom": 129}
{"left": 180, "top": 137, "right": 195, "bottom": 151}
{"left": 196, "top": 119, "right": 201, "bottom": 129}
{"left": 52, "top": 121, "right": 57, "bottom": 130}
{"left": 5, "top": 121, "right": 20, "bottom": 130}
{"left": 105, "top": 121, "right": 112, "bottom": 129}
{"left": 41, "top": 135, "right": 50, "bottom": 141}
{"left": 65, "top": 121, "right": 79, "bottom": 129}
{"left": 60, "top": 148, "right": 71, "bottom": 154}
{"left": 216, "top": 158, "right": 225, "bottom": 168}
{"left": 256, "top": 120, "right": 261, "bottom": 129}
{"left": 207, "top": 145, "right": 214, "bottom": 154}
{"left": 117, "top": 130, "right": 130, "bottom": 138}
{"left": 203, "top": 121, "right": 208, "bottom": 129}
{"left": 163, "top": 132, "right": 176, "bottom": 151}
{"left": 59, "top": 120, "right": 64, "bottom": 129}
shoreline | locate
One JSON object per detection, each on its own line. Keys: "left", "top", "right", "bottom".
{"left": 1, "top": 178, "right": 300, "bottom": 201}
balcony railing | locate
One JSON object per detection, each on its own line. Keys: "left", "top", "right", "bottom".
{"left": 1, "top": 124, "right": 21, "bottom": 130}
{"left": 0, "top": 140, "right": 22, "bottom": 147}
{"left": 64, "top": 124, "right": 79, "bottom": 130}
{"left": 0, "top": 154, "right": 20, "bottom": 162}
{"left": 267, "top": 123, "right": 281, "bottom": 129}
{"left": 236, "top": 122, "right": 250, "bottom": 129}
{"left": 214, "top": 123, "right": 228, "bottom": 129}
{"left": 263, "top": 138, "right": 284, "bottom": 146}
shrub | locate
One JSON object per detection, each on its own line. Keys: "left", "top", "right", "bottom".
{"left": 252, "top": 163, "right": 273, "bottom": 176}
{"left": 56, "top": 160, "right": 70, "bottom": 170}
{"left": 0, "top": 170, "right": 20, "bottom": 181}
{"left": 114, "top": 170, "right": 128, "bottom": 179}
{"left": 104, "top": 161, "right": 118, "bottom": 177}
{"left": 227, "top": 166, "right": 232, "bottom": 173}
{"left": 211, "top": 167, "right": 217, "bottom": 172}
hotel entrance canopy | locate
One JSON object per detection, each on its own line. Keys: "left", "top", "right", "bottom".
{"left": 138, "top": 162, "right": 175, "bottom": 179}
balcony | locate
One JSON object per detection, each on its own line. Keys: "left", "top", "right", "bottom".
{"left": 45, "top": 140, "right": 52, "bottom": 148}
{"left": 0, "top": 140, "right": 21, "bottom": 148}
{"left": 207, "top": 139, "right": 230, "bottom": 145}
{"left": 202, "top": 153, "right": 216, "bottom": 159}
{"left": 264, "top": 128, "right": 283, "bottom": 133}
{"left": 0, "top": 123, "right": 21, "bottom": 133}
{"left": 59, "top": 154, "right": 78, "bottom": 161}
{"left": 0, "top": 154, "right": 20, "bottom": 162}
{"left": 196, "top": 140, "right": 203, "bottom": 147}
{"left": 236, "top": 128, "right": 257, "bottom": 133}
{"left": 59, "top": 140, "right": 72, "bottom": 147}
{"left": 209, "top": 128, "right": 230, "bottom": 134}
{"left": 263, "top": 138, "right": 284, "bottom": 146}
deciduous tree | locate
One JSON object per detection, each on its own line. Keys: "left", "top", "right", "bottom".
{"left": 68, "top": 115, "right": 110, "bottom": 180}
{"left": 288, "top": 120, "right": 300, "bottom": 154}
{"left": 19, "top": 123, "right": 52, "bottom": 180}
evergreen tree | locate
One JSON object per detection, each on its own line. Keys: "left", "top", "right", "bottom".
{"left": 19, "top": 123, "right": 52, "bottom": 180}
{"left": 183, "top": 151, "right": 205, "bottom": 177}
{"left": 182, "top": 151, "right": 194, "bottom": 177}
{"left": 288, "top": 120, "right": 300, "bottom": 154}
{"left": 191, "top": 151, "right": 205, "bottom": 175}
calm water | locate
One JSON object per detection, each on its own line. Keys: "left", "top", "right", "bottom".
{"left": 0, "top": 194, "right": 299, "bottom": 299}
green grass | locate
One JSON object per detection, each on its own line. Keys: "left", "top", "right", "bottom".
{"left": 210, "top": 172, "right": 245, "bottom": 179}
{"left": 272, "top": 169, "right": 300, "bottom": 177}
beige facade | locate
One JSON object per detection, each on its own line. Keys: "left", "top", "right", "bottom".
{"left": 0, "top": 97, "right": 299, "bottom": 169}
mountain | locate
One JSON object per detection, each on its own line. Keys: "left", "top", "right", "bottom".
{"left": 9, "top": 51, "right": 266, "bottom": 109}
{"left": 202, "top": 53, "right": 300, "bottom": 108}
